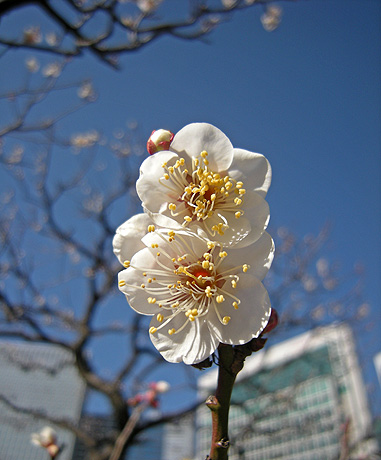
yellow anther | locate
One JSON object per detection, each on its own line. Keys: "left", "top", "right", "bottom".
{"left": 156, "top": 252, "right": 161, "bottom": 256}
{"left": 123, "top": 260, "right": 130, "bottom": 268}
{"left": 222, "top": 316, "right": 231, "bottom": 325}
{"left": 147, "top": 297, "right": 156, "bottom": 304}
{"left": 168, "top": 328, "right": 176, "bottom": 335}
{"left": 203, "top": 252, "right": 211, "bottom": 260}
{"left": 151, "top": 243, "right": 159, "bottom": 248}
{"left": 219, "top": 251, "right": 227, "bottom": 258}
{"left": 169, "top": 203, "right": 177, "bottom": 211}
{"left": 172, "top": 257, "right": 176, "bottom": 262}
{"left": 201, "top": 150, "right": 208, "bottom": 158}
{"left": 189, "top": 315, "right": 196, "bottom": 322}
{"left": 168, "top": 166, "right": 174, "bottom": 173}
{"left": 236, "top": 181, "right": 243, "bottom": 188}
{"left": 234, "top": 197, "right": 242, "bottom": 206}
{"left": 119, "top": 280, "right": 126, "bottom": 287}
{"left": 211, "top": 194, "right": 216, "bottom": 201}
{"left": 148, "top": 278, "right": 153, "bottom": 283}
{"left": 143, "top": 272, "right": 147, "bottom": 276}
{"left": 203, "top": 159, "right": 209, "bottom": 165}
{"left": 184, "top": 216, "right": 192, "bottom": 223}
{"left": 239, "top": 188, "right": 246, "bottom": 195}
{"left": 149, "top": 327, "right": 157, "bottom": 334}
{"left": 242, "top": 264, "right": 249, "bottom": 273}
{"left": 161, "top": 162, "right": 167, "bottom": 168}
{"left": 184, "top": 186, "right": 192, "bottom": 194}
{"left": 141, "top": 284, "right": 145, "bottom": 288}
{"left": 235, "top": 211, "right": 242, "bottom": 219}
{"left": 179, "top": 158, "right": 185, "bottom": 165}
{"left": 233, "top": 301, "right": 239, "bottom": 310}
{"left": 231, "top": 280, "right": 237, "bottom": 288}
{"left": 167, "top": 284, "right": 173, "bottom": 289}
{"left": 191, "top": 309, "right": 198, "bottom": 316}
{"left": 148, "top": 225, "right": 155, "bottom": 232}
{"left": 194, "top": 158, "right": 199, "bottom": 166}
{"left": 171, "top": 301, "right": 180, "bottom": 308}
{"left": 163, "top": 173, "right": 169, "bottom": 180}
{"left": 216, "top": 295, "right": 225, "bottom": 304}
{"left": 157, "top": 313, "right": 164, "bottom": 322}
{"left": 207, "top": 242, "right": 215, "bottom": 249}
{"left": 202, "top": 260, "right": 210, "bottom": 269}
{"left": 225, "top": 181, "right": 232, "bottom": 190}
{"left": 168, "top": 230, "right": 176, "bottom": 238}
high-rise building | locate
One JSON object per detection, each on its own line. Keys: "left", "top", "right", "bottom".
{"left": 196, "top": 324, "right": 377, "bottom": 460}
{"left": 0, "top": 341, "right": 86, "bottom": 460}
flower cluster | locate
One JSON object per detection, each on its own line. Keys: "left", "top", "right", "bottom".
{"left": 113, "top": 123, "right": 275, "bottom": 365}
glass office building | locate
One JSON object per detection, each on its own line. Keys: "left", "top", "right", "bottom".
{"left": 0, "top": 341, "right": 86, "bottom": 460}
{"left": 197, "top": 324, "right": 376, "bottom": 460}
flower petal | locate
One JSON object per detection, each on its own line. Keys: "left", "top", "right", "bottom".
{"left": 149, "top": 315, "right": 219, "bottom": 364}
{"left": 220, "top": 231, "right": 275, "bottom": 281}
{"left": 113, "top": 213, "right": 153, "bottom": 265}
{"left": 208, "top": 277, "right": 271, "bottom": 345}
{"left": 229, "top": 148, "right": 272, "bottom": 198}
{"left": 170, "top": 123, "right": 234, "bottom": 171}
{"left": 136, "top": 150, "right": 179, "bottom": 213}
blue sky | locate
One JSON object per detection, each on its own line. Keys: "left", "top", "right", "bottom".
{"left": 1, "top": 0, "right": 380, "bottom": 415}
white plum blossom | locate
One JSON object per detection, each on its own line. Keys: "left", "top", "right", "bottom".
{"left": 31, "top": 426, "right": 59, "bottom": 458}
{"left": 136, "top": 123, "right": 271, "bottom": 248}
{"left": 113, "top": 215, "right": 274, "bottom": 365}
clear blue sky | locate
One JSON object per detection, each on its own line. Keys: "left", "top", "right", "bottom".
{"left": 1, "top": 0, "right": 380, "bottom": 414}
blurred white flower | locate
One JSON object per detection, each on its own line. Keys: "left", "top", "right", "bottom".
{"left": 137, "top": 123, "right": 271, "bottom": 248}
{"left": 71, "top": 131, "right": 100, "bottom": 148}
{"left": 25, "top": 57, "right": 40, "bottom": 73}
{"left": 42, "top": 62, "right": 62, "bottom": 78}
{"left": 137, "top": 0, "right": 162, "bottom": 14}
{"left": 23, "top": 26, "right": 42, "bottom": 44}
{"left": 31, "top": 426, "right": 59, "bottom": 458}
{"left": 261, "top": 5, "right": 282, "bottom": 32}
{"left": 222, "top": 0, "right": 236, "bottom": 8}
{"left": 78, "top": 81, "right": 96, "bottom": 100}
{"left": 45, "top": 32, "right": 59, "bottom": 46}
{"left": 114, "top": 214, "right": 274, "bottom": 364}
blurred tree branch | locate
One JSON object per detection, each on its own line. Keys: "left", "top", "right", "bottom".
{"left": 0, "top": 0, "right": 290, "bottom": 67}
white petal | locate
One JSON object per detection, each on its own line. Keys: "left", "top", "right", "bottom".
{"left": 150, "top": 315, "right": 219, "bottom": 364}
{"left": 113, "top": 213, "right": 153, "bottom": 265}
{"left": 170, "top": 123, "right": 233, "bottom": 171}
{"left": 220, "top": 232, "right": 275, "bottom": 281}
{"left": 233, "top": 190, "right": 270, "bottom": 247}
{"left": 136, "top": 150, "right": 179, "bottom": 213}
{"left": 208, "top": 277, "right": 271, "bottom": 344}
{"left": 229, "top": 148, "right": 272, "bottom": 198}
{"left": 118, "top": 268, "right": 158, "bottom": 315}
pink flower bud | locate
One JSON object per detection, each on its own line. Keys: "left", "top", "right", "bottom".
{"left": 147, "top": 129, "right": 174, "bottom": 155}
{"left": 262, "top": 309, "right": 278, "bottom": 335}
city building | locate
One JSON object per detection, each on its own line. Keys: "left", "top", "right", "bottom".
{"left": 196, "top": 324, "right": 377, "bottom": 460}
{"left": 0, "top": 341, "right": 86, "bottom": 460}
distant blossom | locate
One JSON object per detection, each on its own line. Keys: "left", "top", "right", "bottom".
{"left": 261, "top": 5, "right": 282, "bottom": 32}
{"left": 31, "top": 426, "right": 59, "bottom": 458}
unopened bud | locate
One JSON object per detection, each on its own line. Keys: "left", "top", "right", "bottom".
{"left": 147, "top": 129, "right": 174, "bottom": 155}
{"left": 262, "top": 309, "right": 279, "bottom": 335}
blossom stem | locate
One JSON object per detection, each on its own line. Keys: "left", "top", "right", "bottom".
{"left": 206, "top": 344, "right": 238, "bottom": 460}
